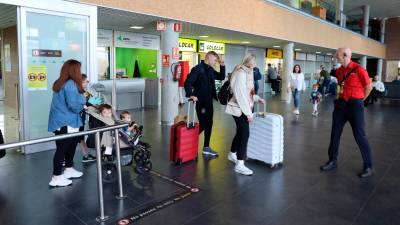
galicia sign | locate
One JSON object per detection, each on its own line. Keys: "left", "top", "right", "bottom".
{"left": 199, "top": 41, "right": 225, "bottom": 54}
{"left": 178, "top": 38, "right": 197, "bottom": 52}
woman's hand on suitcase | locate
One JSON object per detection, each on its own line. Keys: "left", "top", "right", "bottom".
{"left": 258, "top": 99, "right": 265, "bottom": 104}
{"left": 247, "top": 115, "right": 253, "bottom": 123}
{"left": 190, "top": 96, "right": 198, "bottom": 102}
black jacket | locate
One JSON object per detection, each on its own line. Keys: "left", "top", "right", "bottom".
{"left": 184, "top": 62, "right": 225, "bottom": 103}
{"left": 253, "top": 67, "right": 262, "bottom": 94}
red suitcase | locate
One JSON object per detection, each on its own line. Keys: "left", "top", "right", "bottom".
{"left": 170, "top": 101, "right": 199, "bottom": 164}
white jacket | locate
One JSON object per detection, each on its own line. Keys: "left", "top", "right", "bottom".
{"left": 288, "top": 72, "right": 306, "bottom": 91}
{"left": 225, "top": 66, "right": 260, "bottom": 117}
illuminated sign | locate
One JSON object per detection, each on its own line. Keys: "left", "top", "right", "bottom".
{"left": 266, "top": 49, "right": 283, "bottom": 59}
{"left": 199, "top": 41, "right": 225, "bottom": 55}
{"left": 178, "top": 38, "right": 197, "bottom": 52}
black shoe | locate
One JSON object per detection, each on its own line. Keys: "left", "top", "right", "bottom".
{"left": 358, "top": 167, "right": 373, "bottom": 178}
{"left": 320, "top": 161, "right": 337, "bottom": 171}
{"left": 82, "top": 154, "right": 96, "bottom": 163}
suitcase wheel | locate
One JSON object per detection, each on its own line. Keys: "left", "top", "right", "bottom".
{"left": 176, "top": 158, "right": 183, "bottom": 165}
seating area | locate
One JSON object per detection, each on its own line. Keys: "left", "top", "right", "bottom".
{"left": 379, "top": 82, "right": 400, "bottom": 100}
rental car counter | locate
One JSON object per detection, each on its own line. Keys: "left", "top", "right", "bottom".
{"left": 97, "top": 79, "right": 145, "bottom": 110}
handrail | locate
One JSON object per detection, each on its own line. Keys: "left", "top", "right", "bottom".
{"left": 0, "top": 123, "right": 128, "bottom": 150}
{"left": 0, "top": 123, "right": 129, "bottom": 222}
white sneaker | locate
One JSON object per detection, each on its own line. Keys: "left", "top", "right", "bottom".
{"left": 63, "top": 167, "right": 83, "bottom": 179}
{"left": 49, "top": 175, "right": 72, "bottom": 187}
{"left": 228, "top": 152, "right": 237, "bottom": 164}
{"left": 234, "top": 160, "right": 253, "bottom": 176}
{"left": 293, "top": 109, "right": 300, "bottom": 115}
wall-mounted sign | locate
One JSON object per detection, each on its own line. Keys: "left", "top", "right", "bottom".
{"left": 174, "top": 22, "right": 182, "bottom": 32}
{"left": 306, "top": 53, "right": 316, "bottom": 61}
{"left": 199, "top": 41, "right": 225, "bottom": 55}
{"left": 172, "top": 47, "right": 180, "bottom": 60}
{"left": 178, "top": 38, "right": 197, "bottom": 52}
{"left": 162, "top": 54, "right": 170, "bottom": 67}
{"left": 266, "top": 49, "right": 283, "bottom": 59}
{"left": 27, "top": 64, "right": 48, "bottom": 91}
{"left": 32, "top": 49, "right": 62, "bottom": 57}
{"left": 157, "top": 21, "right": 166, "bottom": 31}
{"left": 295, "top": 52, "right": 306, "bottom": 60}
{"left": 98, "top": 29, "right": 113, "bottom": 47}
{"left": 114, "top": 31, "right": 160, "bottom": 50}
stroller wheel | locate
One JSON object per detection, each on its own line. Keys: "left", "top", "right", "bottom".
{"left": 102, "top": 162, "right": 117, "bottom": 183}
{"left": 134, "top": 150, "right": 151, "bottom": 162}
{"left": 135, "top": 160, "right": 152, "bottom": 174}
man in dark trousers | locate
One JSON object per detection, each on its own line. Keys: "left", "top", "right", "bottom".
{"left": 320, "top": 47, "right": 373, "bottom": 178}
{"left": 184, "top": 51, "right": 225, "bottom": 157}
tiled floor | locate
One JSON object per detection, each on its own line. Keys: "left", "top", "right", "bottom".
{"left": 0, "top": 93, "right": 399, "bottom": 225}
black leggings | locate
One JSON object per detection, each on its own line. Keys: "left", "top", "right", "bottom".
{"left": 53, "top": 126, "right": 80, "bottom": 176}
{"left": 231, "top": 114, "right": 250, "bottom": 160}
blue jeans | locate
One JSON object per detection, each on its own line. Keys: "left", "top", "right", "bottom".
{"left": 292, "top": 89, "right": 301, "bottom": 109}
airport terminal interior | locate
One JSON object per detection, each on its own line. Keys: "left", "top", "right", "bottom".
{"left": 0, "top": 0, "right": 399, "bottom": 225}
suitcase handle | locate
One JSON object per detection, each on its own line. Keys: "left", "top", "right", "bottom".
{"left": 187, "top": 99, "right": 197, "bottom": 128}
{"left": 256, "top": 99, "right": 267, "bottom": 117}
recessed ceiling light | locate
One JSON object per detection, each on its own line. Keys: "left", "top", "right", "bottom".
{"left": 273, "top": 45, "right": 281, "bottom": 48}
{"left": 199, "top": 35, "right": 209, "bottom": 38}
{"left": 130, "top": 26, "right": 144, "bottom": 29}
{"left": 295, "top": 48, "right": 302, "bottom": 51}
{"left": 316, "top": 51, "right": 322, "bottom": 54}
{"left": 326, "top": 53, "right": 332, "bottom": 55}
{"left": 241, "top": 41, "right": 250, "bottom": 44}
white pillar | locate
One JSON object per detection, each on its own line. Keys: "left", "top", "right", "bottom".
{"left": 362, "top": 5, "right": 370, "bottom": 37}
{"left": 360, "top": 56, "right": 367, "bottom": 69}
{"left": 380, "top": 18, "right": 386, "bottom": 43}
{"left": 161, "top": 21, "right": 179, "bottom": 125}
{"left": 377, "top": 59, "right": 383, "bottom": 80}
{"left": 377, "top": 18, "right": 386, "bottom": 80}
{"left": 281, "top": 42, "right": 294, "bottom": 102}
{"left": 336, "top": 0, "right": 344, "bottom": 26}
{"left": 288, "top": 0, "right": 297, "bottom": 8}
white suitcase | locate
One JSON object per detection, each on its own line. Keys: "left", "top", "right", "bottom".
{"left": 247, "top": 103, "right": 284, "bottom": 168}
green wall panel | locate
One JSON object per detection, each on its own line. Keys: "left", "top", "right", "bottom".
{"left": 116, "top": 47, "right": 158, "bottom": 78}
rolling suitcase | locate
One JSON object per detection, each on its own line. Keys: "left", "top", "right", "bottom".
{"left": 170, "top": 100, "right": 199, "bottom": 164}
{"left": 247, "top": 102, "right": 284, "bottom": 168}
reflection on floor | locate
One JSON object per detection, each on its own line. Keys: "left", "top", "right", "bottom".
{"left": 0, "top": 101, "right": 19, "bottom": 143}
{"left": 0, "top": 93, "right": 400, "bottom": 225}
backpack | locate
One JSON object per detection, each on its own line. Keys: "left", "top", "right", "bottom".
{"left": 218, "top": 80, "right": 233, "bottom": 105}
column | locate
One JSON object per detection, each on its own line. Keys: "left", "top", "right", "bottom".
{"left": 377, "top": 18, "right": 386, "bottom": 80}
{"left": 288, "top": 0, "right": 297, "bottom": 8}
{"left": 336, "top": 0, "right": 344, "bottom": 26}
{"left": 360, "top": 56, "right": 367, "bottom": 69}
{"left": 362, "top": 5, "right": 370, "bottom": 37}
{"left": 281, "top": 42, "right": 294, "bottom": 102}
{"left": 161, "top": 21, "right": 179, "bottom": 125}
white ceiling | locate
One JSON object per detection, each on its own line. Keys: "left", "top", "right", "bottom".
{"left": 0, "top": 4, "right": 16, "bottom": 29}
{"left": 98, "top": 7, "right": 341, "bottom": 56}
{"left": 324, "top": 0, "right": 400, "bottom": 18}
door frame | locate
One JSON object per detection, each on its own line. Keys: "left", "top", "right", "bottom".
{"left": 0, "top": 0, "right": 97, "bottom": 153}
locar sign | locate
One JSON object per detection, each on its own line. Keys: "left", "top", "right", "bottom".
{"left": 198, "top": 41, "right": 225, "bottom": 54}
{"left": 178, "top": 38, "right": 197, "bottom": 52}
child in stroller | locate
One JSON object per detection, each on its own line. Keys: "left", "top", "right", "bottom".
{"left": 85, "top": 104, "right": 152, "bottom": 183}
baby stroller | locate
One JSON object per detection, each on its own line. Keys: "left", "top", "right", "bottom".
{"left": 85, "top": 86, "right": 152, "bottom": 183}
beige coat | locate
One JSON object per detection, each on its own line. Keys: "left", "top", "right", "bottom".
{"left": 225, "top": 65, "right": 260, "bottom": 117}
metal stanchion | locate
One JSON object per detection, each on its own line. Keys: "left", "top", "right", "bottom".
{"left": 95, "top": 131, "right": 109, "bottom": 222}
{"left": 114, "top": 128, "right": 127, "bottom": 200}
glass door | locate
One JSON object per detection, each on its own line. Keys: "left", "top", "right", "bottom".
{"left": 18, "top": 2, "right": 97, "bottom": 154}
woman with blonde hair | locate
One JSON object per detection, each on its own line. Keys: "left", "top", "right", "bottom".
{"left": 226, "top": 53, "right": 264, "bottom": 175}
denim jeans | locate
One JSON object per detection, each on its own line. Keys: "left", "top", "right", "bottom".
{"left": 292, "top": 89, "right": 301, "bottom": 109}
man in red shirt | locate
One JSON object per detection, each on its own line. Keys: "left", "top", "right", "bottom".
{"left": 320, "top": 47, "right": 373, "bottom": 178}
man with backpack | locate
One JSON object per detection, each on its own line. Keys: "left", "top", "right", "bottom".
{"left": 184, "top": 51, "right": 225, "bottom": 157}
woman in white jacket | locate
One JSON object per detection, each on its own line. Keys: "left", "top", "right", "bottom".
{"left": 287, "top": 64, "right": 306, "bottom": 115}
{"left": 225, "top": 54, "right": 264, "bottom": 175}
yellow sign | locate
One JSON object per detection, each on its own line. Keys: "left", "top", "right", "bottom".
{"left": 28, "top": 64, "right": 48, "bottom": 91}
{"left": 267, "top": 49, "right": 283, "bottom": 59}
{"left": 199, "top": 41, "right": 225, "bottom": 55}
{"left": 179, "top": 38, "right": 197, "bottom": 52}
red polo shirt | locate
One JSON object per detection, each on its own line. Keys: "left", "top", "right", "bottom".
{"left": 336, "top": 61, "right": 371, "bottom": 101}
